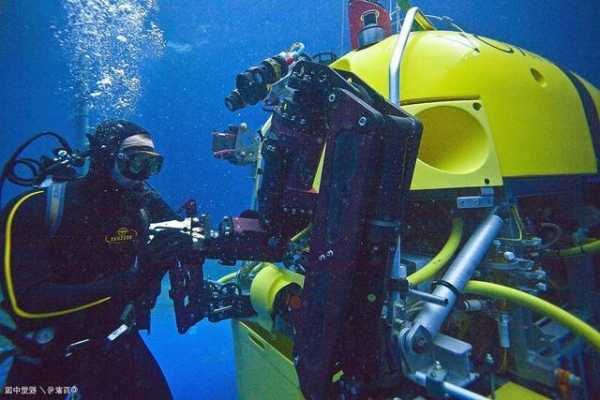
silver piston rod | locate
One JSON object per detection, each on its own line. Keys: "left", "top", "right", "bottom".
{"left": 403, "top": 209, "right": 504, "bottom": 354}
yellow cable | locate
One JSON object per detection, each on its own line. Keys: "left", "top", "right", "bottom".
{"left": 4, "top": 191, "right": 110, "bottom": 319}
{"left": 407, "top": 217, "right": 464, "bottom": 285}
{"left": 217, "top": 272, "right": 238, "bottom": 284}
{"left": 291, "top": 224, "right": 312, "bottom": 242}
{"left": 464, "top": 280, "right": 600, "bottom": 353}
{"left": 557, "top": 238, "right": 600, "bottom": 257}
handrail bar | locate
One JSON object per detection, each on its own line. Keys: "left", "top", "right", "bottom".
{"left": 389, "top": 7, "right": 436, "bottom": 106}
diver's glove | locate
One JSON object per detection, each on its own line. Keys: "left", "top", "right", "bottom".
{"left": 139, "top": 230, "right": 194, "bottom": 279}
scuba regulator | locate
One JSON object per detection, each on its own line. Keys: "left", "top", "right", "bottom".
{"left": 0, "top": 132, "right": 87, "bottom": 206}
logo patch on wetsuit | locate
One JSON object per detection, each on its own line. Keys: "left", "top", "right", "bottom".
{"left": 105, "top": 227, "right": 138, "bottom": 244}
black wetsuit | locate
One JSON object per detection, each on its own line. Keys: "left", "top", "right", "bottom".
{"left": 0, "top": 176, "right": 172, "bottom": 399}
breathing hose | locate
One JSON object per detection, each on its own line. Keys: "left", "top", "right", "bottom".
{"left": 464, "top": 280, "right": 600, "bottom": 353}
{"left": 0, "top": 131, "right": 74, "bottom": 206}
{"left": 407, "top": 217, "right": 464, "bottom": 285}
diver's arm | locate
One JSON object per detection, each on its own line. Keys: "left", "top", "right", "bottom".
{"left": 2, "top": 190, "right": 141, "bottom": 319}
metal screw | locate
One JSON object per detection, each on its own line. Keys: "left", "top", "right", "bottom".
{"left": 328, "top": 93, "right": 336, "bottom": 103}
{"left": 358, "top": 116, "right": 368, "bottom": 127}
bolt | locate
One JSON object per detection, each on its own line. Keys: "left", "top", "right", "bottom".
{"left": 535, "top": 282, "right": 547, "bottom": 292}
{"left": 367, "top": 294, "right": 376, "bottom": 303}
{"left": 485, "top": 353, "right": 495, "bottom": 366}
{"left": 503, "top": 251, "right": 516, "bottom": 262}
{"left": 433, "top": 360, "right": 443, "bottom": 370}
{"left": 358, "top": 116, "right": 368, "bottom": 127}
{"left": 328, "top": 93, "right": 336, "bottom": 103}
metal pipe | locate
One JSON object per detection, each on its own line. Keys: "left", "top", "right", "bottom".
{"left": 388, "top": 7, "right": 435, "bottom": 106}
{"left": 414, "top": 371, "right": 488, "bottom": 400}
{"left": 408, "top": 288, "right": 448, "bottom": 306}
{"left": 405, "top": 210, "right": 503, "bottom": 352}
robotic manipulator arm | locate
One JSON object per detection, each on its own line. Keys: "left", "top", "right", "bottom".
{"left": 154, "top": 44, "right": 424, "bottom": 399}
{"left": 148, "top": 201, "right": 283, "bottom": 334}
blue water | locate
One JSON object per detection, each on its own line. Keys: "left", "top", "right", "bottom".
{"left": 0, "top": 1, "right": 599, "bottom": 399}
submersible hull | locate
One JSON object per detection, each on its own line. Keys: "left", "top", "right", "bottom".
{"left": 232, "top": 30, "right": 600, "bottom": 399}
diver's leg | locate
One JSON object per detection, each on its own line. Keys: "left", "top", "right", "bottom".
{"left": 128, "top": 332, "right": 172, "bottom": 399}
{"left": 100, "top": 332, "right": 172, "bottom": 399}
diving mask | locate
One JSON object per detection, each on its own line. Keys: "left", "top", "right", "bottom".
{"left": 117, "top": 148, "right": 164, "bottom": 180}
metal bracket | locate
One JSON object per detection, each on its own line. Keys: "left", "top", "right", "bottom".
{"left": 457, "top": 188, "right": 495, "bottom": 209}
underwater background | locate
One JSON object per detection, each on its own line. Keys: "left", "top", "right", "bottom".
{"left": 0, "top": 1, "right": 599, "bottom": 398}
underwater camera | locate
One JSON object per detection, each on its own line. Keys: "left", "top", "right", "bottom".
{"left": 224, "top": 43, "right": 306, "bottom": 111}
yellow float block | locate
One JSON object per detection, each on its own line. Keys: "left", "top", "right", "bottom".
{"left": 331, "top": 31, "right": 599, "bottom": 183}
{"left": 493, "top": 381, "right": 549, "bottom": 400}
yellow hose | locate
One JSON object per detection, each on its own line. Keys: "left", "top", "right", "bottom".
{"left": 407, "top": 217, "right": 464, "bottom": 285}
{"left": 557, "top": 238, "right": 600, "bottom": 257}
{"left": 291, "top": 224, "right": 312, "bottom": 242}
{"left": 464, "top": 280, "right": 600, "bottom": 353}
{"left": 217, "top": 272, "right": 238, "bottom": 284}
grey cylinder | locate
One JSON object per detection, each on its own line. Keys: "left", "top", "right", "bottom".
{"left": 405, "top": 210, "right": 504, "bottom": 353}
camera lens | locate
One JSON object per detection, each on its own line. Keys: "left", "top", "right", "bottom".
{"left": 224, "top": 89, "right": 245, "bottom": 112}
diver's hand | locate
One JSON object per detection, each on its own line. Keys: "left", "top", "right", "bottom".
{"left": 140, "top": 230, "right": 194, "bottom": 272}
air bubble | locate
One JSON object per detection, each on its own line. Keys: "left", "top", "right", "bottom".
{"left": 56, "top": 0, "right": 165, "bottom": 120}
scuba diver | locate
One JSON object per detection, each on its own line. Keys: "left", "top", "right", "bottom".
{"left": 0, "top": 120, "right": 189, "bottom": 398}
